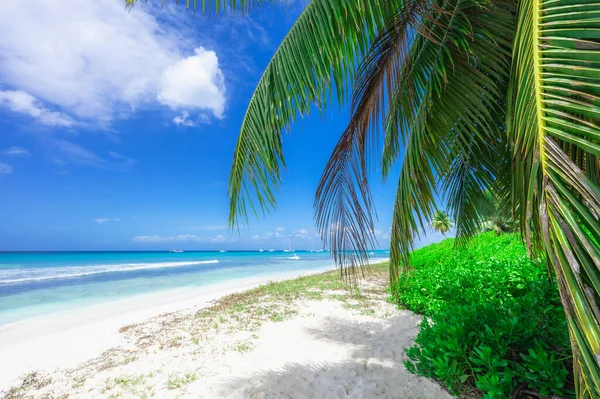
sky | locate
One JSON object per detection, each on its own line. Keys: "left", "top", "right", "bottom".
{"left": 0, "top": 0, "right": 448, "bottom": 251}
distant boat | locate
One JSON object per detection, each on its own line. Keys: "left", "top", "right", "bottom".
{"left": 169, "top": 249, "right": 183, "bottom": 253}
{"left": 268, "top": 249, "right": 274, "bottom": 252}
{"left": 309, "top": 238, "right": 317, "bottom": 252}
{"left": 283, "top": 238, "right": 294, "bottom": 253}
{"left": 258, "top": 249, "right": 264, "bottom": 252}
{"left": 219, "top": 250, "right": 227, "bottom": 253}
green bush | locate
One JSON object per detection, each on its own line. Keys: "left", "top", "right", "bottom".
{"left": 395, "top": 233, "right": 573, "bottom": 398}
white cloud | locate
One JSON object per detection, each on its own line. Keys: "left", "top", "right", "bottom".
{"left": 251, "top": 227, "right": 316, "bottom": 241}
{"left": 212, "top": 235, "right": 226, "bottom": 243}
{"left": 158, "top": 47, "right": 226, "bottom": 118}
{"left": 0, "top": 90, "right": 74, "bottom": 126}
{"left": 93, "top": 217, "right": 121, "bottom": 224}
{"left": 372, "top": 228, "right": 389, "bottom": 238}
{"left": 266, "top": 231, "right": 284, "bottom": 239}
{"left": 133, "top": 234, "right": 228, "bottom": 243}
{"left": 5, "top": 146, "right": 30, "bottom": 156}
{"left": 0, "top": 163, "right": 13, "bottom": 174}
{"left": 173, "top": 112, "right": 195, "bottom": 127}
{"left": 0, "top": 0, "right": 226, "bottom": 125}
{"left": 290, "top": 229, "right": 321, "bottom": 239}
{"left": 172, "top": 111, "right": 211, "bottom": 127}
{"left": 48, "top": 139, "right": 135, "bottom": 170}
{"left": 108, "top": 151, "right": 136, "bottom": 168}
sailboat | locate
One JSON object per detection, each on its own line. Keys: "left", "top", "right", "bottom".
{"left": 169, "top": 248, "right": 183, "bottom": 253}
{"left": 309, "top": 238, "right": 319, "bottom": 252}
{"left": 258, "top": 249, "right": 264, "bottom": 252}
{"left": 282, "top": 238, "right": 294, "bottom": 253}
{"left": 219, "top": 250, "right": 227, "bottom": 253}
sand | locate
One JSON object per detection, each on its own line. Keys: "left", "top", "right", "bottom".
{"left": 0, "top": 265, "right": 453, "bottom": 398}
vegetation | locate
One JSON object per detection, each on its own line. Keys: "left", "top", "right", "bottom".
{"left": 166, "top": 372, "right": 198, "bottom": 390}
{"left": 480, "top": 191, "right": 514, "bottom": 236}
{"left": 127, "top": 0, "right": 600, "bottom": 396}
{"left": 431, "top": 210, "right": 454, "bottom": 236}
{"left": 397, "top": 233, "right": 573, "bottom": 398}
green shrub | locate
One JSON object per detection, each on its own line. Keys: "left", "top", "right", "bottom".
{"left": 395, "top": 233, "right": 573, "bottom": 398}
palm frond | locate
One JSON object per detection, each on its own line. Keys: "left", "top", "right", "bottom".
{"left": 385, "top": 0, "right": 514, "bottom": 282}
{"left": 441, "top": 141, "right": 497, "bottom": 244}
{"left": 227, "top": 0, "right": 405, "bottom": 229}
{"left": 508, "top": 0, "right": 600, "bottom": 395}
{"left": 314, "top": 1, "right": 429, "bottom": 283}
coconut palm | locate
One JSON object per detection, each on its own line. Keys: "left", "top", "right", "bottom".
{"left": 480, "top": 190, "right": 514, "bottom": 235}
{"left": 431, "top": 210, "right": 453, "bottom": 236}
{"left": 127, "top": 0, "right": 600, "bottom": 395}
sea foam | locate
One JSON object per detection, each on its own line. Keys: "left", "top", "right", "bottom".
{"left": 0, "top": 260, "right": 219, "bottom": 284}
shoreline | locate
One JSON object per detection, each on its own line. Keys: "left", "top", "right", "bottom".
{"left": 1, "top": 258, "right": 454, "bottom": 399}
{"left": 0, "top": 261, "right": 386, "bottom": 390}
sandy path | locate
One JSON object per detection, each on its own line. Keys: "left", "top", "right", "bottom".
{"left": 200, "top": 301, "right": 453, "bottom": 399}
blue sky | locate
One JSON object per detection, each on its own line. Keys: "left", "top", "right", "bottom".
{"left": 0, "top": 0, "right": 447, "bottom": 251}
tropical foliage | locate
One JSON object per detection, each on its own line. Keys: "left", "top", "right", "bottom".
{"left": 431, "top": 210, "right": 453, "bottom": 236}
{"left": 126, "top": 0, "right": 600, "bottom": 396}
{"left": 397, "top": 233, "right": 573, "bottom": 398}
{"left": 480, "top": 190, "right": 514, "bottom": 235}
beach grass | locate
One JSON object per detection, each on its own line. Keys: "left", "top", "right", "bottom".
{"left": 113, "top": 262, "right": 392, "bottom": 353}
{"left": 186, "top": 262, "right": 391, "bottom": 334}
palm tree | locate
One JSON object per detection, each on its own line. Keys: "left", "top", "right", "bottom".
{"left": 128, "top": 0, "right": 600, "bottom": 396}
{"left": 431, "top": 210, "right": 453, "bottom": 236}
{"left": 480, "top": 190, "right": 513, "bottom": 235}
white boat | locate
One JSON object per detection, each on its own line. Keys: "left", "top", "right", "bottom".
{"left": 219, "top": 250, "right": 227, "bottom": 253}
{"left": 282, "top": 239, "right": 294, "bottom": 253}
{"left": 268, "top": 249, "right": 274, "bottom": 252}
{"left": 258, "top": 249, "right": 264, "bottom": 252}
{"left": 290, "top": 254, "right": 300, "bottom": 260}
{"left": 308, "top": 238, "right": 316, "bottom": 252}
{"left": 169, "top": 249, "right": 183, "bottom": 253}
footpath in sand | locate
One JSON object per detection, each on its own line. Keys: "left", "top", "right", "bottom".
{"left": 2, "top": 264, "right": 453, "bottom": 399}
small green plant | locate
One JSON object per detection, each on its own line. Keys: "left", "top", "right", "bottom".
{"left": 234, "top": 341, "right": 253, "bottom": 353}
{"left": 72, "top": 375, "right": 86, "bottom": 388}
{"left": 269, "top": 312, "right": 285, "bottom": 322}
{"left": 398, "top": 233, "right": 574, "bottom": 398}
{"left": 121, "top": 355, "right": 138, "bottom": 365}
{"left": 166, "top": 372, "right": 197, "bottom": 390}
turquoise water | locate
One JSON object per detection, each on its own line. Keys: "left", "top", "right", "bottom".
{"left": 0, "top": 250, "right": 389, "bottom": 325}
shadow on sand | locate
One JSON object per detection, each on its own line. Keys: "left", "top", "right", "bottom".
{"left": 214, "top": 311, "right": 454, "bottom": 399}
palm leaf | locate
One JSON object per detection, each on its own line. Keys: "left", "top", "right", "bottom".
{"left": 226, "top": 0, "right": 405, "bottom": 230}
{"left": 314, "top": 1, "right": 429, "bottom": 283}
{"left": 508, "top": 0, "right": 600, "bottom": 395}
{"left": 384, "top": 0, "right": 514, "bottom": 282}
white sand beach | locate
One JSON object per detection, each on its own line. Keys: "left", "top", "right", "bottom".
{"left": 1, "top": 263, "right": 453, "bottom": 398}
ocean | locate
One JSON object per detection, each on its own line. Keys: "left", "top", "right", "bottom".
{"left": 0, "top": 250, "right": 389, "bottom": 326}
